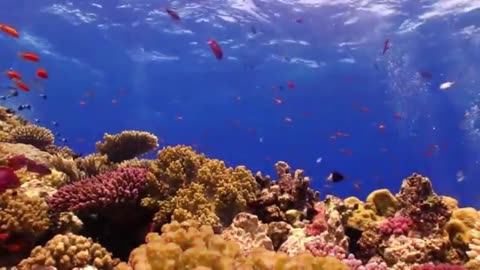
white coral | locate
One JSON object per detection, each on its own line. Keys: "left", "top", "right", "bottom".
{"left": 467, "top": 221, "right": 480, "bottom": 262}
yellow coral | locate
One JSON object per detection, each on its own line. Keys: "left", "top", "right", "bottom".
{"left": 467, "top": 221, "right": 480, "bottom": 262}
{"left": 442, "top": 196, "right": 459, "bottom": 210}
{"left": 76, "top": 153, "right": 113, "bottom": 178}
{"left": 346, "top": 205, "right": 383, "bottom": 231}
{"left": 96, "top": 130, "right": 159, "bottom": 163}
{"left": 49, "top": 154, "right": 83, "bottom": 182}
{"left": 446, "top": 219, "right": 471, "bottom": 248}
{"left": 15, "top": 168, "right": 69, "bottom": 188}
{"left": 344, "top": 196, "right": 363, "bottom": 208}
{"left": 10, "top": 124, "right": 54, "bottom": 149}
{"left": 365, "top": 189, "right": 400, "bottom": 216}
{"left": 17, "top": 233, "right": 119, "bottom": 270}
{"left": 0, "top": 130, "right": 12, "bottom": 142}
{"left": 0, "top": 189, "right": 50, "bottom": 237}
{"left": 452, "top": 208, "right": 479, "bottom": 229}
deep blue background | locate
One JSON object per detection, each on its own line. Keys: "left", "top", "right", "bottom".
{"left": 1, "top": 0, "right": 479, "bottom": 206}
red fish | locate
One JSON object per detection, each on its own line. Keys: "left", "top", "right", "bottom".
{"left": 36, "top": 68, "right": 48, "bottom": 79}
{"left": 0, "top": 232, "right": 9, "bottom": 241}
{"left": 0, "top": 167, "right": 20, "bottom": 192}
{"left": 6, "top": 70, "right": 21, "bottom": 80}
{"left": 382, "top": 39, "right": 390, "bottom": 55}
{"left": 287, "top": 81, "right": 295, "bottom": 89}
{"left": 19, "top": 52, "right": 40, "bottom": 62}
{"left": 208, "top": 39, "right": 223, "bottom": 60}
{"left": 15, "top": 81, "right": 30, "bottom": 92}
{"left": 165, "top": 8, "right": 180, "bottom": 20}
{"left": 393, "top": 113, "right": 403, "bottom": 120}
{"left": 0, "top": 24, "right": 19, "bottom": 38}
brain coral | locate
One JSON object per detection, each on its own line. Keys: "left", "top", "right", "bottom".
{"left": 17, "top": 233, "right": 120, "bottom": 270}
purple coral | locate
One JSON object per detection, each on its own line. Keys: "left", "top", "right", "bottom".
{"left": 379, "top": 216, "right": 413, "bottom": 236}
{"left": 46, "top": 167, "right": 148, "bottom": 213}
{"left": 305, "top": 236, "right": 347, "bottom": 260}
{"left": 305, "top": 202, "right": 327, "bottom": 236}
{"left": 411, "top": 263, "right": 466, "bottom": 270}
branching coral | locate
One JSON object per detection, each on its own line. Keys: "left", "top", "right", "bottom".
{"left": 221, "top": 212, "right": 273, "bottom": 255}
{"left": 396, "top": 173, "right": 451, "bottom": 236}
{"left": 49, "top": 155, "right": 84, "bottom": 183}
{"left": 47, "top": 167, "right": 149, "bottom": 213}
{"left": 0, "top": 189, "right": 50, "bottom": 238}
{"left": 17, "top": 233, "right": 120, "bottom": 270}
{"left": 75, "top": 154, "right": 114, "bottom": 178}
{"left": 11, "top": 125, "right": 54, "bottom": 149}
{"left": 95, "top": 131, "right": 159, "bottom": 163}
{"left": 379, "top": 216, "right": 413, "bottom": 236}
{"left": 249, "top": 161, "right": 319, "bottom": 226}
{"left": 147, "top": 145, "right": 257, "bottom": 232}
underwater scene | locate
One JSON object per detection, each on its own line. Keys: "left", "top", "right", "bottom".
{"left": 1, "top": 0, "right": 480, "bottom": 269}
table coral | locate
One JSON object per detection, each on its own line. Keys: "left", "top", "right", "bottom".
{"left": 221, "top": 212, "right": 273, "bottom": 255}
{"left": 249, "top": 161, "right": 319, "bottom": 226}
{"left": 10, "top": 125, "right": 54, "bottom": 149}
{"left": 46, "top": 167, "right": 149, "bottom": 213}
{"left": 17, "top": 233, "right": 120, "bottom": 270}
{"left": 95, "top": 131, "right": 159, "bottom": 163}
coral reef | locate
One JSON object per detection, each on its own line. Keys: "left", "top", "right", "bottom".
{"left": 0, "top": 105, "right": 479, "bottom": 269}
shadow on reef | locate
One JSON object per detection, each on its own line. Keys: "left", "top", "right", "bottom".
{"left": 1, "top": 106, "right": 480, "bottom": 269}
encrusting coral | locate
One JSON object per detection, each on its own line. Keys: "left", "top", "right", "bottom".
{"left": 0, "top": 105, "right": 479, "bottom": 269}
{"left": 95, "top": 130, "right": 159, "bottom": 163}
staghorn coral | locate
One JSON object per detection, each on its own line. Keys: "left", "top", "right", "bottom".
{"left": 11, "top": 125, "right": 54, "bottom": 149}
{"left": 95, "top": 130, "right": 159, "bottom": 163}
{"left": 396, "top": 173, "right": 451, "bottom": 236}
{"left": 0, "top": 188, "right": 50, "bottom": 238}
{"left": 221, "top": 212, "right": 274, "bottom": 256}
{"left": 76, "top": 154, "right": 114, "bottom": 178}
{"left": 17, "top": 233, "right": 120, "bottom": 270}
{"left": 49, "top": 154, "right": 83, "bottom": 183}
{"left": 47, "top": 167, "right": 149, "bottom": 213}
{"left": 249, "top": 161, "right": 319, "bottom": 226}
{"left": 44, "top": 145, "right": 79, "bottom": 159}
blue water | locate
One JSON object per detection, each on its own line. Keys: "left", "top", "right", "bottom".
{"left": 1, "top": 0, "right": 480, "bottom": 206}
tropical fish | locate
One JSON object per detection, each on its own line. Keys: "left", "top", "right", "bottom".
{"left": 0, "top": 24, "right": 19, "bottom": 38}
{"left": 287, "top": 81, "right": 295, "bottom": 89}
{"left": 15, "top": 81, "right": 30, "bottom": 92}
{"left": 36, "top": 68, "right": 48, "bottom": 79}
{"left": 0, "top": 167, "right": 20, "bottom": 192}
{"left": 382, "top": 39, "right": 390, "bottom": 55}
{"left": 419, "top": 70, "right": 432, "bottom": 79}
{"left": 439, "top": 81, "right": 454, "bottom": 90}
{"left": 326, "top": 171, "right": 345, "bottom": 183}
{"left": 6, "top": 70, "right": 21, "bottom": 80}
{"left": 208, "top": 39, "right": 223, "bottom": 60}
{"left": 165, "top": 8, "right": 180, "bottom": 20}
{"left": 19, "top": 52, "right": 40, "bottom": 62}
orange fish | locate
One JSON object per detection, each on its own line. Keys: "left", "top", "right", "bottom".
{"left": 36, "top": 68, "right": 48, "bottom": 79}
{"left": 0, "top": 24, "right": 19, "bottom": 38}
{"left": 15, "top": 81, "right": 30, "bottom": 92}
{"left": 378, "top": 124, "right": 385, "bottom": 130}
{"left": 19, "top": 52, "right": 40, "bottom": 62}
{"left": 274, "top": 98, "right": 283, "bottom": 104}
{"left": 6, "top": 70, "right": 21, "bottom": 80}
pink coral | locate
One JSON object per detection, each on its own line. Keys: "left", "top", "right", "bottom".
{"left": 379, "top": 216, "right": 413, "bottom": 236}
{"left": 411, "top": 263, "right": 466, "bottom": 270}
{"left": 46, "top": 167, "right": 148, "bottom": 213}
{"left": 342, "top": 254, "right": 363, "bottom": 269}
{"left": 305, "top": 236, "right": 347, "bottom": 260}
{"left": 306, "top": 202, "right": 328, "bottom": 236}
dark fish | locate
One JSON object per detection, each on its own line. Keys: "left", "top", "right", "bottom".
{"left": 419, "top": 70, "right": 432, "bottom": 79}
{"left": 0, "top": 96, "right": 5, "bottom": 100}
{"left": 326, "top": 171, "right": 345, "bottom": 183}
{"left": 52, "top": 121, "right": 59, "bottom": 126}
{"left": 61, "top": 138, "right": 67, "bottom": 143}
{"left": 251, "top": 26, "right": 257, "bottom": 34}
{"left": 382, "top": 39, "right": 390, "bottom": 55}
{"left": 39, "top": 93, "right": 47, "bottom": 99}
{"left": 165, "top": 8, "right": 180, "bottom": 20}
{"left": 17, "top": 104, "right": 31, "bottom": 111}
{"left": 9, "top": 90, "right": 18, "bottom": 97}
{"left": 55, "top": 132, "right": 61, "bottom": 136}
{"left": 34, "top": 118, "right": 40, "bottom": 123}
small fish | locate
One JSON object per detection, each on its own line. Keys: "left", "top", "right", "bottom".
{"left": 0, "top": 232, "right": 9, "bottom": 241}
{"left": 208, "top": 39, "right": 223, "bottom": 60}
{"left": 287, "top": 81, "right": 295, "bottom": 89}
{"left": 61, "top": 138, "right": 67, "bottom": 143}
{"left": 439, "top": 81, "right": 454, "bottom": 90}
{"left": 0, "top": 24, "right": 19, "bottom": 38}
{"left": 39, "top": 94, "right": 47, "bottom": 99}
{"left": 326, "top": 171, "right": 345, "bottom": 183}
{"left": 382, "top": 39, "right": 390, "bottom": 55}
{"left": 378, "top": 124, "right": 385, "bottom": 130}
{"left": 19, "top": 52, "right": 40, "bottom": 62}
{"left": 250, "top": 26, "right": 257, "bottom": 34}
{"left": 15, "top": 81, "right": 30, "bottom": 92}
{"left": 34, "top": 118, "right": 40, "bottom": 123}
{"left": 419, "top": 70, "right": 432, "bottom": 79}
{"left": 17, "top": 104, "right": 31, "bottom": 111}
{"left": 274, "top": 98, "right": 283, "bottom": 104}
{"left": 165, "top": 8, "right": 180, "bottom": 20}
{"left": 6, "top": 70, "right": 21, "bottom": 80}
{"left": 51, "top": 121, "right": 59, "bottom": 127}
{"left": 36, "top": 68, "right": 48, "bottom": 79}
{"left": 295, "top": 18, "right": 303, "bottom": 23}
{"left": 9, "top": 89, "right": 18, "bottom": 97}
{"left": 316, "top": 157, "right": 322, "bottom": 164}
{"left": 0, "top": 96, "right": 5, "bottom": 100}
{"left": 0, "top": 167, "right": 20, "bottom": 192}
{"left": 456, "top": 170, "right": 465, "bottom": 182}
